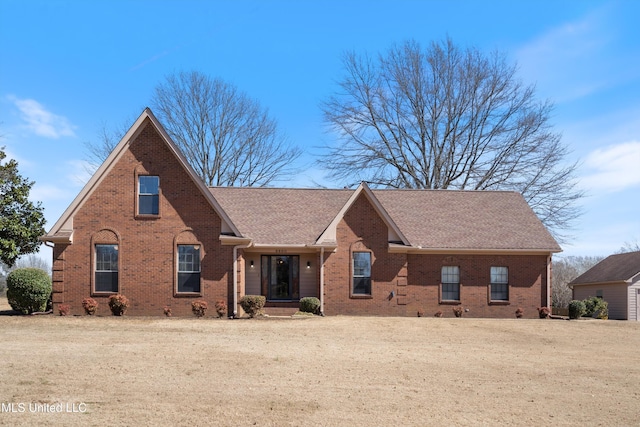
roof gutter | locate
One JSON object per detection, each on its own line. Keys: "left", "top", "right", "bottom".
{"left": 389, "top": 243, "right": 561, "bottom": 255}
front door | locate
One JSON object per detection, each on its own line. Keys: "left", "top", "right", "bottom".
{"left": 262, "top": 255, "right": 299, "bottom": 301}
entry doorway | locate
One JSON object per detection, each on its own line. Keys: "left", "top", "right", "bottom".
{"left": 261, "top": 255, "right": 299, "bottom": 301}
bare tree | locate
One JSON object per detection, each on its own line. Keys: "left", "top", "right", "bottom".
{"left": 321, "top": 38, "right": 583, "bottom": 241}
{"left": 552, "top": 256, "right": 603, "bottom": 308}
{"left": 83, "top": 118, "right": 134, "bottom": 174}
{"left": 618, "top": 239, "right": 640, "bottom": 253}
{"left": 152, "top": 71, "right": 301, "bottom": 186}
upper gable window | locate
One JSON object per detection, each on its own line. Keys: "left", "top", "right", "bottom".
{"left": 138, "top": 176, "right": 159, "bottom": 215}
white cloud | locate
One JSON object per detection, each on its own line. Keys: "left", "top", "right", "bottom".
{"left": 8, "top": 96, "right": 76, "bottom": 139}
{"left": 515, "top": 6, "right": 615, "bottom": 103}
{"left": 580, "top": 141, "right": 640, "bottom": 192}
{"left": 29, "top": 183, "right": 74, "bottom": 203}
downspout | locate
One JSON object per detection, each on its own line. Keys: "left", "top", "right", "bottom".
{"left": 320, "top": 247, "right": 325, "bottom": 316}
{"left": 547, "top": 254, "right": 552, "bottom": 309}
{"left": 233, "top": 243, "right": 252, "bottom": 318}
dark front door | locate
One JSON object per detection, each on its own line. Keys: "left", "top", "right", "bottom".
{"left": 261, "top": 255, "right": 299, "bottom": 301}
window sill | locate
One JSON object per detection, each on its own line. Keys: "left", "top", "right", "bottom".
{"left": 350, "top": 294, "right": 373, "bottom": 299}
{"left": 91, "top": 291, "right": 118, "bottom": 297}
{"left": 439, "top": 300, "right": 461, "bottom": 305}
{"left": 174, "top": 292, "right": 202, "bottom": 298}
{"left": 489, "top": 300, "right": 510, "bottom": 305}
{"left": 135, "top": 214, "right": 161, "bottom": 220}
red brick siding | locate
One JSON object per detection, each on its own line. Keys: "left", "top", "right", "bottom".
{"left": 322, "top": 193, "right": 549, "bottom": 318}
{"left": 53, "top": 120, "right": 233, "bottom": 316}
{"left": 323, "top": 193, "right": 409, "bottom": 316}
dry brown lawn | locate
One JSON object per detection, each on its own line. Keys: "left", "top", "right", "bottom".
{"left": 0, "top": 297, "right": 638, "bottom": 427}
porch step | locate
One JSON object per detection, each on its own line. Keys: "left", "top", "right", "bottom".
{"left": 261, "top": 306, "right": 299, "bottom": 317}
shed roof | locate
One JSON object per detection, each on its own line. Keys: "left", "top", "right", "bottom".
{"left": 570, "top": 251, "right": 640, "bottom": 285}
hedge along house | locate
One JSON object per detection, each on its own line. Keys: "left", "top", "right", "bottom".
{"left": 41, "top": 108, "right": 562, "bottom": 318}
{"left": 570, "top": 251, "right": 640, "bottom": 320}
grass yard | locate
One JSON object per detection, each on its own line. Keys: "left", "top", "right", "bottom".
{"left": 0, "top": 297, "right": 639, "bottom": 426}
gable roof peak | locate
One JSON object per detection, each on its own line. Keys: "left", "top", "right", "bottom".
{"left": 41, "top": 108, "right": 240, "bottom": 243}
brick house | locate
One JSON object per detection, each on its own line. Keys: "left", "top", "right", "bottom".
{"left": 41, "top": 108, "right": 561, "bottom": 318}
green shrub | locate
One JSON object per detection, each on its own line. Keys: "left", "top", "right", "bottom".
{"left": 568, "top": 300, "right": 586, "bottom": 319}
{"left": 6, "top": 268, "right": 51, "bottom": 314}
{"left": 191, "top": 300, "right": 208, "bottom": 318}
{"left": 108, "top": 294, "right": 129, "bottom": 316}
{"left": 239, "top": 295, "right": 266, "bottom": 318}
{"left": 583, "top": 296, "right": 608, "bottom": 319}
{"left": 299, "top": 297, "right": 321, "bottom": 314}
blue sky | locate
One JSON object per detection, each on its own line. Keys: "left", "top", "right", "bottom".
{"left": 1, "top": 0, "right": 639, "bottom": 262}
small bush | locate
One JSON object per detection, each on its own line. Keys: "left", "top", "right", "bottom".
{"left": 58, "top": 304, "right": 70, "bottom": 316}
{"left": 6, "top": 268, "right": 52, "bottom": 314}
{"left": 192, "top": 300, "right": 208, "bottom": 318}
{"left": 568, "top": 300, "right": 586, "bottom": 319}
{"left": 537, "top": 306, "right": 550, "bottom": 319}
{"left": 108, "top": 294, "right": 129, "bottom": 316}
{"left": 214, "top": 299, "right": 227, "bottom": 318}
{"left": 299, "top": 297, "right": 321, "bottom": 315}
{"left": 452, "top": 306, "right": 463, "bottom": 317}
{"left": 82, "top": 297, "right": 98, "bottom": 315}
{"left": 515, "top": 307, "right": 524, "bottom": 318}
{"left": 434, "top": 310, "right": 443, "bottom": 318}
{"left": 239, "top": 295, "right": 266, "bottom": 318}
{"left": 594, "top": 300, "right": 608, "bottom": 320}
{"left": 583, "top": 296, "right": 608, "bottom": 319}
{"left": 163, "top": 306, "right": 172, "bottom": 317}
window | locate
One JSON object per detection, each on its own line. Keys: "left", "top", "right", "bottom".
{"left": 441, "top": 266, "right": 460, "bottom": 301}
{"left": 352, "top": 252, "right": 372, "bottom": 295}
{"left": 490, "top": 266, "right": 509, "bottom": 301}
{"left": 178, "top": 245, "right": 201, "bottom": 293}
{"left": 138, "top": 176, "right": 159, "bottom": 215}
{"left": 95, "top": 244, "right": 118, "bottom": 293}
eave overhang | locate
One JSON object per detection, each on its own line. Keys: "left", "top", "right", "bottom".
{"left": 388, "top": 242, "right": 561, "bottom": 255}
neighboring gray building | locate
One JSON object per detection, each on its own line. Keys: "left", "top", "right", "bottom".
{"left": 570, "top": 251, "right": 640, "bottom": 320}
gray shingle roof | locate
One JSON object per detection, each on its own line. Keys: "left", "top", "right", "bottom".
{"left": 209, "top": 186, "right": 561, "bottom": 252}
{"left": 570, "top": 251, "right": 640, "bottom": 285}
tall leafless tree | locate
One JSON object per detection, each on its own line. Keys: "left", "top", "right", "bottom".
{"left": 152, "top": 71, "right": 301, "bottom": 186}
{"left": 320, "top": 38, "right": 583, "bottom": 241}
{"left": 84, "top": 118, "right": 135, "bottom": 174}
{"left": 551, "top": 255, "right": 603, "bottom": 308}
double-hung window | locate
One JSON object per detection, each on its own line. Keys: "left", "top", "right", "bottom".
{"left": 95, "top": 244, "right": 118, "bottom": 293}
{"left": 490, "top": 266, "right": 509, "bottom": 301}
{"left": 441, "top": 266, "right": 460, "bottom": 301}
{"left": 352, "top": 252, "right": 372, "bottom": 296}
{"left": 138, "top": 176, "right": 159, "bottom": 215}
{"left": 178, "top": 245, "right": 201, "bottom": 293}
